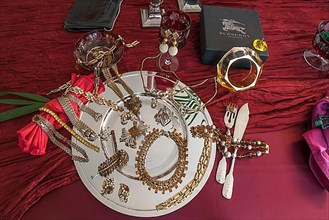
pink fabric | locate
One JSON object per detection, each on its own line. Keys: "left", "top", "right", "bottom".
{"left": 303, "top": 91, "right": 329, "bottom": 190}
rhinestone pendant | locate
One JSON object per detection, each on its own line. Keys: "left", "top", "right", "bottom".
{"left": 154, "top": 106, "right": 172, "bottom": 127}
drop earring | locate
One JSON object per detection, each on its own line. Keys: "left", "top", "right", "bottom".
{"left": 159, "top": 29, "right": 172, "bottom": 54}
{"left": 101, "top": 177, "right": 115, "bottom": 195}
{"left": 168, "top": 32, "right": 179, "bottom": 57}
{"left": 118, "top": 183, "right": 130, "bottom": 203}
{"left": 157, "top": 30, "right": 180, "bottom": 71}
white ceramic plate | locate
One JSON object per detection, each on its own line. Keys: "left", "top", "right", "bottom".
{"left": 73, "top": 71, "right": 216, "bottom": 217}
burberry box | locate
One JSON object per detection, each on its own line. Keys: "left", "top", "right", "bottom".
{"left": 200, "top": 5, "right": 269, "bottom": 66}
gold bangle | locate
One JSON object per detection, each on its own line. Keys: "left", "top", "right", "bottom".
{"left": 97, "top": 149, "right": 129, "bottom": 177}
{"left": 217, "top": 47, "right": 263, "bottom": 92}
{"left": 39, "top": 107, "right": 100, "bottom": 153}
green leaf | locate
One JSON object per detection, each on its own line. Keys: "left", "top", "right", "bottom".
{"left": 0, "top": 91, "right": 49, "bottom": 102}
{"left": 0, "top": 99, "right": 43, "bottom": 105}
{"left": 0, "top": 103, "right": 45, "bottom": 122}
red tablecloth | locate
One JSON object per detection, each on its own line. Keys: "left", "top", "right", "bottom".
{"left": 0, "top": 0, "right": 328, "bottom": 219}
{"left": 22, "top": 126, "right": 328, "bottom": 220}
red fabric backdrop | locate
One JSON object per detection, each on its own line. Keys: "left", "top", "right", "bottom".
{"left": 0, "top": 0, "right": 328, "bottom": 219}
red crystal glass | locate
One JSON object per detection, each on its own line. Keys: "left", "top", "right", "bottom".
{"left": 312, "top": 21, "right": 329, "bottom": 59}
{"left": 158, "top": 10, "right": 191, "bottom": 72}
{"left": 159, "top": 10, "right": 191, "bottom": 49}
{"left": 304, "top": 20, "right": 329, "bottom": 72}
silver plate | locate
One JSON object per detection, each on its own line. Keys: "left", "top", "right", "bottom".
{"left": 73, "top": 71, "right": 216, "bottom": 217}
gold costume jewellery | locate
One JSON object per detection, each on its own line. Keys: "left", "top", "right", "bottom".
{"left": 159, "top": 29, "right": 171, "bottom": 54}
{"left": 120, "top": 120, "right": 149, "bottom": 149}
{"left": 58, "top": 96, "right": 98, "bottom": 141}
{"left": 156, "top": 124, "right": 270, "bottom": 210}
{"left": 190, "top": 125, "right": 269, "bottom": 158}
{"left": 135, "top": 128, "right": 188, "bottom": 194}
{"left": 103, "top": 65, "right": 142, "bottom": 116}
{"left": 118, "top": 183, "right": 130, "bottom": 203}
{"left": 94, "top": 129, "right": 129, "bottom": 197}
{"left": 66, "top": 86, "right": 123, "bottom": 112}
{"left": 92, "top": 130, "right": 129, "bottom": 179}
{"left": 168, "top": 31, "right": 179, "bottom": 57}
{"left": 156, "top": 126, "right": 213, "bottom": 210}
{"left": 66, "top": 94, "right": 102, "bottom": 122}
{"left": 39, "top": 107, "right": 100, "bottom": 153}
{"left": 154, "top": 105, "right": 172, "bottom": 127}
{"left": 32, "top": 114, "right": 89, "bottom": 163}
{"left": 95, "top": 149, "right": 129, "bottom": 178}
{"left": 101, "top": 177, "right": 115, "bottom": 195}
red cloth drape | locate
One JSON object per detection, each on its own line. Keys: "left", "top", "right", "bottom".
{"left": 17, "top": 73, "right": 105, "bottom": 155}
{"left": 0, "top": 0, "right": 328, "bottom": 219}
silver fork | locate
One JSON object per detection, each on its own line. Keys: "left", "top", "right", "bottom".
{"left": 216, "top": 103, "right": 238, "bottom": 184}
{"left": 224, "top": 103, "right": 238, "bottom": 136}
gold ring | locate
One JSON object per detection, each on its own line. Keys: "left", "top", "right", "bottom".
{"left": 217, "top": 47, "right": 264, "bottom": 92}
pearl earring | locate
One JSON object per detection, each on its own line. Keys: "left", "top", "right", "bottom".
{"left": 168, "top": 32, "right": 179, "bottom": 56}
{"left": 159, "top": 29, "right": 172, "bottom": 54}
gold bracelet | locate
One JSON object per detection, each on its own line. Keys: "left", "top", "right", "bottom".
{"left": 66, "top": 94, "right": 102, "bottom": 122}
{"left": 97, "top": 149, "right": 129, "bottom": 177}
{"left": 39, "top": 107, "right": 100, "bottom": 153}
{"left": 58, "top": 97, "right": 98, "bottom": 141}
{"left": 217, "top": 47, "right": 263, "bottom": 92}
{"left": 32, "top": 114, "right": 89, "bottom": 163}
